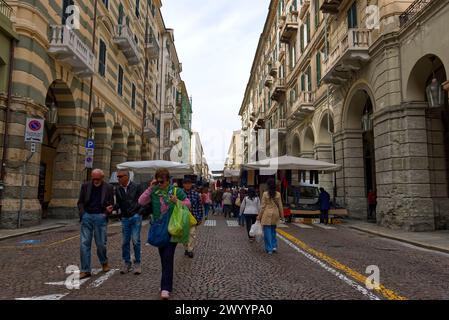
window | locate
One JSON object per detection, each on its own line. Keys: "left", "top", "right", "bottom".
{"left": 118, "top": 65, "right": 123, "bottom": 96}
{"left": 62, "top": 0, "right": 74, "bottom": 26}
{"left": 314, "top": 0, "right": 320, "bottom": 28}
{"left": 300, "top": 25, "right": 304, "bottom": 52}
{"left": 347, "top": 1, "right": 358, "bottom": 28}
{"left": 102, "top": 0, "right": 109, "bottom": 9}
{"left": 131, "top": 83, "right": 136, "bottom": 110}
{"left": 118, "top": 4, "right": 124, "bottom": 25}
{"left": 98, "top": 39, "right": 107, "bottom": 77}
{"left": 136, "top": 0, "right": 140, "bottom": 18}
{"left": 301, "top": 73, "right": 305, "bottom": 91}
{"left": 306, "top": 65, "right": 312, "bottom": 91}
{"left": 306, "top": 13, "right": 310, "bottom": 43}
{"left": 316, "top": 52, "right": 321, "bottom": 86}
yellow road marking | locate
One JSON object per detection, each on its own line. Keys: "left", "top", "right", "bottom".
{"left": 277, "top": 229, "right": 408, "bottom": 300}
{"left": 0, "top": 233, "right": 80, "bottom": 249}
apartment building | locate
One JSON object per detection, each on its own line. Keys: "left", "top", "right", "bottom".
{"left": 0, "top": 0, "right": 191, "bottom": 228}
{"left": 240, "top": 0, "right": 449, "bottom": 231}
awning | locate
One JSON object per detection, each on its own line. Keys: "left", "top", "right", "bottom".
{"left": 242, "top": 155, "right": 341, "bottom": 173}
{"left": 223, "top": 168, "right": 241, "bottom": 178}
{"left": 117, "top": 160, "right": 194, "bottom": 176}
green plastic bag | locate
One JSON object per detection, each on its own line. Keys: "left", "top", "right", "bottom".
{"left": 168, "top": 201, "right": 191, "bottom": 244}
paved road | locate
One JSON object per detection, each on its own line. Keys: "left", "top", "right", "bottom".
{"left": 1, "top": 216, "right": 448, "bottom": 300}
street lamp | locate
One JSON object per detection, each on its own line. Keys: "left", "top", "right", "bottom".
{"left": 426, "top": 56, "right": 445, "bottom": 108}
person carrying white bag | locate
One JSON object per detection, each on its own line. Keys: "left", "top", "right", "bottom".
{"left": 240, "top": 187, "right": 261, "bottom": 242}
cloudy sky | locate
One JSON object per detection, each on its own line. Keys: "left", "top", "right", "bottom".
{"left": 161, "top": 1, "right": 269, "bottom": 171}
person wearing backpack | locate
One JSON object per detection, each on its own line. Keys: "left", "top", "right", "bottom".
{"left": 257, "top": 179, "right": 284, "bottom": 254}
{"left": 138, "top": 169, "right": 190, "bottom": 300}
{"left": 240, "top": 187, "right": 260, "bottom": 242}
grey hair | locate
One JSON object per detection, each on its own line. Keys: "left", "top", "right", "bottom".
{"left": 117, "top": 169, "right": 130, "bottom": 176}
{"left": 92, "top": 169, "right": 105, "bottom": 177}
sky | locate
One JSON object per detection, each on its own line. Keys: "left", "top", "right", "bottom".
{"left": 161, "top": 0, "right": 269, "bottom": 171}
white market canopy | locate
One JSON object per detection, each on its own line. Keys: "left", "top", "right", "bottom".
{"left": 242, "top": 155, "right": 341, "bottom": 173}
{"left": 117, "top": 160, "right": 194, "bottom": 176}
{"left": 223, "top": 168, "right": 241, "bottom": 178}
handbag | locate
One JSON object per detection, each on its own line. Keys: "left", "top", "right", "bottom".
{"left": 147, "top": 211, "right": 171, "bottom": 247}
{"left": 235, "top": 197, "right": 241, "bottom": 207}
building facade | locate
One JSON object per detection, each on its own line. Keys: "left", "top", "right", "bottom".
{"left": 0, "top": 0, "right": 192, "bottom": 229}
{"left": 239, "top": 0, "right": 449, "bottom": 231}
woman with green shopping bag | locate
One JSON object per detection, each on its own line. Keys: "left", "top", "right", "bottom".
{"left": 138, "top": 168, "right": 190, "bottom": 300}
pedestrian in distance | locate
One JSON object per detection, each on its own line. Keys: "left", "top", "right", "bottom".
{"left": 240, "top": 187, "right": 260, "bottom": 242}
{"left": 319, "top": 187, "right": 331, "bottom": 225}
{"left": 222, "top": 188, "right": 233, "bottom": 218}
{"left": 138, "top": 169, "right": 190, "bottom": 300}
{"left": 257, "top": 179, "right": 284, "bottom": 254}
{"left": 182, "top": 178, "right": 204, "bottom": 258}
{"left": 201, "top": 186, "right": 212, "bottom": 220}
{"left": 114, "top": 169, "right": 145, "bottom": 275}
{"left": 368, "top": 190, "right": 377, "bottom": 221}
{"left": 77, "top": 169, "right": 114, "bottom": 279}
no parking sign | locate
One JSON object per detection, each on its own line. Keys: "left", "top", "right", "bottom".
{"left": 24, "top": 118, "right": 44, "bottom": 143}
{"left": 85, "top": 139, "right": 95, "bottom": 169}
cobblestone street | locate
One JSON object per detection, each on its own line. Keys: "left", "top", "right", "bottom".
{"left": 1, "top": 216, "right": 448, "bottom": 300}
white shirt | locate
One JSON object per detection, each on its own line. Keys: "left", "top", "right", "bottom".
{"left": 240, "top": 196, "right": 261, "bottom": 215}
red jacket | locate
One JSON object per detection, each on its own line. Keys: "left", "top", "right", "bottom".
{"left": 368, "top": 192, "right": 377, "bottom": 205}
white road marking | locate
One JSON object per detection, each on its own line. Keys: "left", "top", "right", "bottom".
{"left": 204, "top": 220, "right": 216, "bottom": 227}
{"left": 314, "top": 224, "right": 337, "bottom": 230}
{"left": 45, "top": 268, "right": 101, "bottom": 287}
{"left": 293, "top": 223, "right": 313, "bottom": 229}
{"left": 16, "top": 293, "right": 68, "bottom": 300}
{"left": 278, "top": 223, "right": 289, "bottom": 228}
{"left": 89, "top": 269, "right": 118, "bottom": 288}
{"left": 226, "top": 220, "right": 239, "bottom": 227}
{"left": 277, "top": 234, "right": 381, "bottom": 300}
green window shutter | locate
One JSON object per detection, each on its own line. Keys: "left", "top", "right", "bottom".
{"left": 315, "top": 0, "right": 320, "bottom": 28}
{"left": 293, "top": 0, "right": 297, "bottom": 11}
{"left": 316, "top": 52, "right": 321, "bottom": 86}
{"left": 307, "top": 65, "right": 312, "bottom": 91}
{"left": 301, "top": 74, "right": 305, "bottom": 91}
{"left": 306, "top": 13, "right": 310, "bottom": 43}
{"left": 300, "top": 25, "right": 304, "bottom": 52}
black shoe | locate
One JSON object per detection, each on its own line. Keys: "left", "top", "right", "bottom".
{"left": 187, "top": 251, "right": 194, "bottom": 258}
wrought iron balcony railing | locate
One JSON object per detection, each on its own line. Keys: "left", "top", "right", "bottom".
{"left": 399, "top": 0, "right": 433, "bottom": 28}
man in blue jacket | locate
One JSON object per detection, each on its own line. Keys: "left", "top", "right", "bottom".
{"left": 318, "top": 187, "right": 331, "bottom": 225}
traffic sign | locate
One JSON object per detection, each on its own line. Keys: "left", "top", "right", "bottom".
{"left": 85, "top": 156, "right": 94, "bottom": 169}
{"left": 86, "top": 139, "right": 95, "bottom": 149}
{"left": 25, "top": 118, "right": 44, "bottom": 143}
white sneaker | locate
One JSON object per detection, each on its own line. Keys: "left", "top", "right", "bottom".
{"left": 160, "top": 290, "right": 170, "bottom": 300}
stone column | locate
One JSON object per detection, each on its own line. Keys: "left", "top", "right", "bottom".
{"left": 314, "top": 144, "right": 334, "bottom": 194}
{"left": 93, "top": 142, "right": 112, "bottom": 178}
{"left": 47, "top": 126, "right": 87, "bottom": 219}
{"left": 374, "top": 102, "right": 435, "bottom": 231}
{"left": 334, "top": 130, "right": 367, "bottom": 219}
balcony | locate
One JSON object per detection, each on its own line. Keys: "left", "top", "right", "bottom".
{"left": 271, "top": 78, "right": 287, "bottom": 102}
{"left": 1, "top": 0, "right": 13, "bottom": 19}
{"left": 145, "top": 34, "right": 160, "bottom": 60}
{"left": 48, "top": 25, "right": 95, "bottom": 78}
{"left": 320, "top": 0, "right": 350, "bottom": 15}
{"left": 299, "top": 0, "right": 310, "bottom": 19}
{"left": 264, "top": 76, "right": 274, "bottom": 87}
{"left": 275, "top": 118, "right": 287, "bottom": 131}
{"left": 144, "top": 118, "right": 158, "bottom": 138}
{"left": 280, "top": 13, "right": 299, "bottom": 43}
{"left": 290, "top": 91, "right": 315, "bottom": 120}
{"left": 322, "top": 28, "right": 372, "bottom": 86}
{"left": 400, "top": 0, "right": 434, "bottom": 28}
{"left": 164, "top": 103, "right": 174, "bottom": 114}
{"left": 113, "top": 24, "right": 141, "bottom": 66}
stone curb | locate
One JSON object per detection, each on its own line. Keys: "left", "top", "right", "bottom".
{"left": 0, "top": 224, "right": 74, "bottom": 242}
{"left": 349, "top": 226, "right": 449, "bottom": 255}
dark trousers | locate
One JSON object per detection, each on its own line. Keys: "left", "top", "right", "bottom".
{"left": 320, "top": 210, "right": 329, "bottom": 224}
{"left": 158, "top": 242, "right": 177, "bottom": 292}
{"left": 368, "top": 204, "right": 377, "bottom": 219}
{"left": 223, "top": 205, "right": 232, "bottom": 218}
{"left": 244, "top": 214, "right": 257, "bottom": 238}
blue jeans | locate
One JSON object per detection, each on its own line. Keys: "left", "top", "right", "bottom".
{"left": 263, "top": 225, "right": 278, "bottom": 253}
{"left": 204, "top": 204, "right": 210, "bottom": 218}
{"left": 80, "top": 213, "right": 108, "bottom": 273}
{"left": 121, "top": 214, "right": 142, "bottom": 264}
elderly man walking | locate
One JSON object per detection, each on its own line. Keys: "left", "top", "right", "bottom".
{"left": 114, "top": 169, "right": 145, "bottom": 275}
{"left": 77, "top": 169, "right": 114, "bottom": 279}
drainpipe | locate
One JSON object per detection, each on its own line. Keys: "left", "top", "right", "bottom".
{"left": 0, "top": 37, "right": 17, "bottom": 223}
{"left": 158, "top": 34, "right": 164, "bottom": 160}
{"left": 86, "top": 0, "right": 98, "bottom": 181}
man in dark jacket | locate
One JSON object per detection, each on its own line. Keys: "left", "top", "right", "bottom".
{"left": 77, "top": 169, "right": 114, "bottom": 279}
{"left": 318, "top": 187, "right": 331, "bottom": 225}
{"left": 115, "top": 169, "right": 145, "bottom": 275}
